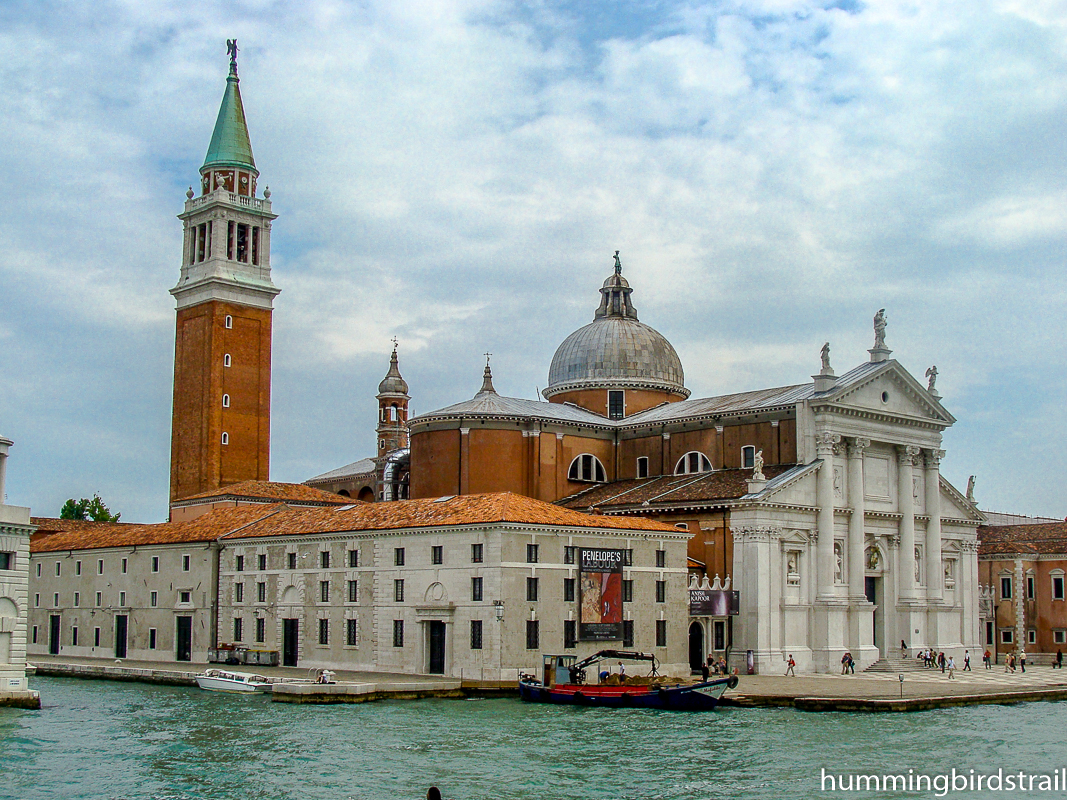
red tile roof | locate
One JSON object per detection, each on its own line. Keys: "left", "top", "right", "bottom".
{"left": 31, "top": 493, "right": 678, "bottom": 553}
{"left": 172, "top": 480, "right": 352, "bottom": 506}
{"left": 978, "top": 522, "right": 1067, "bottom": 557}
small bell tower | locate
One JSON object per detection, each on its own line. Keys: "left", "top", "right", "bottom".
{"left": 169, "top": 41, "right": 280, "bottom": 503}
{"left": 376, "top": 342, "right": 410, "bottom": 458}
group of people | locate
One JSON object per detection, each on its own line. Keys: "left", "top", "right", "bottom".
{"left": 701, "top": 654, "right": 730, "bottom": 680}
{"left": 1002, "top": 651, "right": 1027, "bottom": 673}
{"left": 914, "top": 648, "right": 968, "bottom": 674}
{"left": 840, "top": 652, "right": 856, "bottom": 674}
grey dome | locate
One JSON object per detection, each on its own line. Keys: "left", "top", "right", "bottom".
{"left": 378, "top": 348, "right": 409, "bottom": 396}
{"left": 544, "top": 252, "right": 686, "bottom": 398}
{"left": 546, "top": 317, "right": 686, "bottom": 396}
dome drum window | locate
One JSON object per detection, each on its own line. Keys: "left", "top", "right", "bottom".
{"left": 675, "top": 451, "right": 712, "bottom": 475}
{"left": 742, "top": 446, "right": 756, "bottom": 469}
{"left": 568, "top": 454, "right": 606, "bottom": 483}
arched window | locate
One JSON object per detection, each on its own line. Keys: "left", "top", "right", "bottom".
{"left": 222, "top": 394, "right": 230, "bottom": 408}
{"left": 568, "top": 454, "right": 606, "bottom": 483}
{"left": 221, "top": 432, "right": 229, "bottom": 445}
{"left": 224, "top": 354, "right": 231, "bottom": 367}
{"left": 225, "top": 315, "right": 233, "bottom": 329}
{"left": 389, "top": 405, "right": 397, "bottom": 422}
{"left": 675, "top": 451, "right": 712, "bottom": 475}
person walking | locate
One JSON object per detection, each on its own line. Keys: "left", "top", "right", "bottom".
{"left": 963, "top": 651, "right": 971, "bottom": 671}
{"left": 1055, "top": 649, "right": 1063, "bottom": 669}
{"left": 983, "top": 649, "right": 992, "bottom": 670}
{"left": 939, "top": 652, "right": 946, "bottom": 674}
{"left": 1020, "top": 651, "right": 1026, "bottom": 673}
{"left": 947, "top": 656, "right": 956, "bottom": 679}
{"left": 785, "top": 654, "right": 796, "bottom": 676}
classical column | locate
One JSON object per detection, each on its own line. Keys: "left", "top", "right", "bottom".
{"left": 847, "top": 437, "right": 870, "bottom": 599}
{"left": 897, "top": 446, "right": 921, "bottom": 601}
{"left": 816, "top": 432, "right": 840, "bottom": 598}
{"left": 924, "top": 449, "right": 945, "bottom": 603}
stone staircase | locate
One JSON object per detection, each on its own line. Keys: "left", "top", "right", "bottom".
{"left": 864, "top": 654, "right": 936, "bottom": 674}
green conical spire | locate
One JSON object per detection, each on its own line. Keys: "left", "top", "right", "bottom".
{"left": 202, "top": 62, "right": 256, "bottom": 172}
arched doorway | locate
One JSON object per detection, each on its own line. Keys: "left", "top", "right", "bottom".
{"left": 688, "top": 621, "right": 704, "bottom": 672}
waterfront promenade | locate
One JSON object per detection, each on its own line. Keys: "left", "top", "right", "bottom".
{"left": 27, "top": 654, "right": 1067, "bottom": 711}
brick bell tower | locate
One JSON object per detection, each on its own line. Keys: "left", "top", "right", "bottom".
{"left": 169, "top": 41, "right": 279, "bottom": 503}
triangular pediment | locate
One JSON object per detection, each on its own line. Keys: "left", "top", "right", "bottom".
{"left": 742, "top": 462, "right": 819, "bottom": 506}
{"left": 939, "top": 476, "right": 984, "bottom": 522}
{"left": 814, "top": 361, "right": 955, "bottom": 427}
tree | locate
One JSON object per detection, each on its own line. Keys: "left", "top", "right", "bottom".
{"left": 60, "top": 493, "right": 121, "bottom": 522}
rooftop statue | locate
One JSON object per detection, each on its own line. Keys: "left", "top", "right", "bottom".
{"left": 873, "top": 308, "right": 887, "bottom": 349}
{"left": 966, "top": 475, "right": 976, "bottom": 503}
{"left": 820, "top": 342, "right": 831, "bottom": 372}
{"left": 613, "top": 250, "right": 622, "bottom": 275}
{"left": 752, "top": 449, "right": 765, "bottom": 481}
{"left": 925, "top": 365, "right": 938, "bottom": 392}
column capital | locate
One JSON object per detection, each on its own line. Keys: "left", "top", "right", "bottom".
{"left": 847, "top": 437, "right": 871, "bottom": 458}
{"left": 459, "top": 428, "right": 470, "bottom": 436}
{"left": 896, "top": 444, "right": 921, "bottom": 465}
{"left": 924, "top": 448, "right": 945, "bottom": 469}
{"left": 815, "top": 431, "right": 841, "bottom": 455}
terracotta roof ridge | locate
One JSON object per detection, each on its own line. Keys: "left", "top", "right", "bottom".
{"left": 216, "top": 504, "right": 291, "bottom": 540}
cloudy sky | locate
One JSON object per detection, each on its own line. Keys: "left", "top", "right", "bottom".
{"left": 1, "top": 0, "right": 1064, "bottom": 522}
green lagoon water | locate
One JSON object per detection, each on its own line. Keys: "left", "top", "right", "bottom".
{"left": 1, "top": 677, "right": 1065, "bottom": 799}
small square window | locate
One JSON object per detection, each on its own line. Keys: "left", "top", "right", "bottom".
{"left": 258, "top": 553, "right": 267, "bottom": 571}
{"left": 395, "top": 548, "right": 405, "bottom": 567}
{"left": 471, "top": 543, "right": 483, "bottom": 563}
{"left": 431, "top": 546, "right": 443, "bottom": 565}
{"left": 656, "top": 619, "right": 667, "bottom": 647}
{"left": 527, "top": 577, "right": 539, "bottom": 602}
{"left": 394, "top": 579, "right": 405, "bottom": 602}
{"left": 1054, "top": 630, "right": 1066, "bottom": 644}
{"left": 472, "top": 577, "right": 483, "bottom": 602}
{"left": 1001, "top": 629, "right": 1014, "bottom": 644}
{"left": 655, "top": 550, "right": 666, "bottom": 568}
{"left": 527, "top": 544, "right": 539, "bottom": 564}
{"left": 348, "top": 549, "right": 359, "bottom": 568}
{"left": 179, "top": 591, "right": 192, "bottom": 604}
{"left": 320, "top": 551, "right": 330, "bottom": 569}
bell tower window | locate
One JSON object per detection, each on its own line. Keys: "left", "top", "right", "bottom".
{"left": 251, "top": 227, "right": 259, "bottom": 266}
{"left": 236, "top": 224, "right": 249, "bottom": 262}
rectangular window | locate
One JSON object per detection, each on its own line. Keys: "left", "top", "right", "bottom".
{"left": 98, "top": 559, "right": 104, "bottom": 575}
{"left": 563, "top": 578, "right": 576, "bottom": 602}
{"left": 564, "top": 546, "right": 576, "bottom": 565}
{"left": 118, "top": 592, "right": 125, "bottom": 607}
{"left": 34, "top": 594, "right": 40, "bottom": 608}
{"left": 471, "top": 543, "right": 483, "bottom": 563}
{"left": 320, "top": 580, "right": 330, "bottom": 603}
{"left": 714, "top": 620, "right": 727, "bottom": 651}
{"left": 395, "top": 547, "right": 405, "bottom": 566}
{"left": 742, "top": 446, "right": 756, "bottom": 469}
{"left": 622, "top": 580, "right": 633, "bottom": 603}
{"left": 656, "top": 580, "right": 666, "bottom": 603}
{"left": 55, "top": 561, "right": 61, "bottom": 576}
{"left": 179, "top": 591, "right": 191, "bottom": 604}
{"left": 347, "top": 580, "right": 358, "bottom": 602}
{"left": 54, "top": 592, "right": 60, "bottom": 607}
{"left": 94, "top": 627, "right": 101, "bottom": 647}
{"left": 527, "top": 577, "right": 539, "bottom": 602}
{"left": 236, "top": 222, "right": 249, "bottom": 262}
{"left": 564, "top": 620, "right": 577, "bottom": 649}
{"left": 288, "top": 552, "right": 298, "bottom": 570}
{"left": 257, "top": 582, "right": 266, "bottom": 603}
{"left": 471, "top": 620, "right": 483, "bottom": 650}
{"left": 36, "top": 562, "right": 41, "bottom": 578}
{"left": 655, "top": 550, "right": 666, "bottom": 568}
{"left": 431, "top": 546, "right": 443, "bottom": 565}
{"left": 150, "top": 591, "right": 157, "bottom": 608}
{"left": 148, "top": 629, "right": 156, "bottom": 650}
{"left": 95, "top": 592, "right": 101, "bottom": 607}
{"left": 526, "top": 620, "right": 539, "bottom": 650}
{"left": 346, "top": 619, "right": 359, "bottom": 647}
{"left": 1054, "top": 576, "right": 1065, "bottom": 601}
{"left": 1027, "top": 576, "right": 1036, "bottom": 600}
{"left": 1001, "top": 629, "right": 1014, "bottom": 644}
{"left": 394, "top": 579, "right": 405, "bottom": 602}
{"left": 235, "top": 583, "right": 244, "bottom": 603}
{"left": 1054, "top": 630, "right": 1066, "bottom": 645}
{"left": 623, "top": 549, "right": 633, "bottom": 567}
{"left": 472, "top": 577, "right": 483, "bottom": 602}
{"left": 227, "top": 220, "right": 235, "bottom": 259}
{"left": 251, "top": 226, "right": 260, "bottom": 266}
{"left": 32, "top": 626, "right": 38, "bottom": 644}
{"left": 73, "top": 592, "right": 80, "bottom": 608}
{"left": 236, "top": 555, "right": 245, "bottom": 572}
{"left": 1028, "top": 629, "right": 1037, "bottom": 645}
{"left": 986, "top": 621, "right": 994, "bottom": 646}
{"left": 121, "top": 558, "right": 127, "bottom": 574}
{"left": 527, "top": 544, "right": 539, "bottom": 564}
{"left": 258, "top": 553, "right": 267, "bottom": 571}
{"left": 318, "top": 619, "right": 329, "bottom": 646}
{"left": 1001, "top": 577, "right": 1012, "bottom": 600}
{"left": 393, "top": 619, "right": 404, "bottom": 647}
{"left": 637, "top": 456, "right": 649, "bottom": 479}
{"left": 234, "top": 618, "right": 243, "bottom": 642}
{"left": 608, "top": 389, "right": 624, "bottom": 420}
{"left": 348, "top": 549, "right": 359, "bottom": 568}
{"left": 320, "top": 551, "right": 330, "bottom": 569}
{"left": 72, "top": 626, "right": 79, "bottom": 647}
{"left": 255, "top": 617, "right": 265, "bottom": 643}
{"left": 151, "top": 556, "right": 159, "bottom": 573}
{"left": 182, "top": 555, "right": 190, "bottom": 572}
{"left": 75, "top": 560, "right": 81, "bottom": 576}
{"left": 656, "top": 619, "right": 667, "bottom": 647}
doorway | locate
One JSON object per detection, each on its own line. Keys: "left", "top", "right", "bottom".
{"left": 865, "top": 576, "right": 884, "bottom": 655}
{"left": 48, "top": 615, "right": 61, "bottom": 655}
{"left": 176, "top": 616, "right": 192, "bottom": 661}
{"left": 428, "top": 621, "right": 446, "bottom": 674}
{"left": 115, "top": 615, "right": 128, "bottom": 659}
{"left": 282, "top": 618, "right": 299, "bottom": 667}
{"left": 688, "top": 622, "right": 704, "bottom": 671}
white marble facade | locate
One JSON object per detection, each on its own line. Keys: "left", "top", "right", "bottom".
{"left": 728, "top": 357, "right": 983, "bottom": 674}
{"left": 0, "top": 435, "right": 37, "bottom": 705}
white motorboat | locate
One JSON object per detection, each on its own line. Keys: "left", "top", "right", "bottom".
{"left": 195, "top": 668, "right": 273, "bottom": 693}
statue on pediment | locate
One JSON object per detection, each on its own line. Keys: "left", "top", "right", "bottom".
{"left": 873, "top": 308, "right": 887, "bottom": 349}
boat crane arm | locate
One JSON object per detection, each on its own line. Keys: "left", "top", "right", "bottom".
{"left": 572, "top": 650, "right": 659, "bottom": 673}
